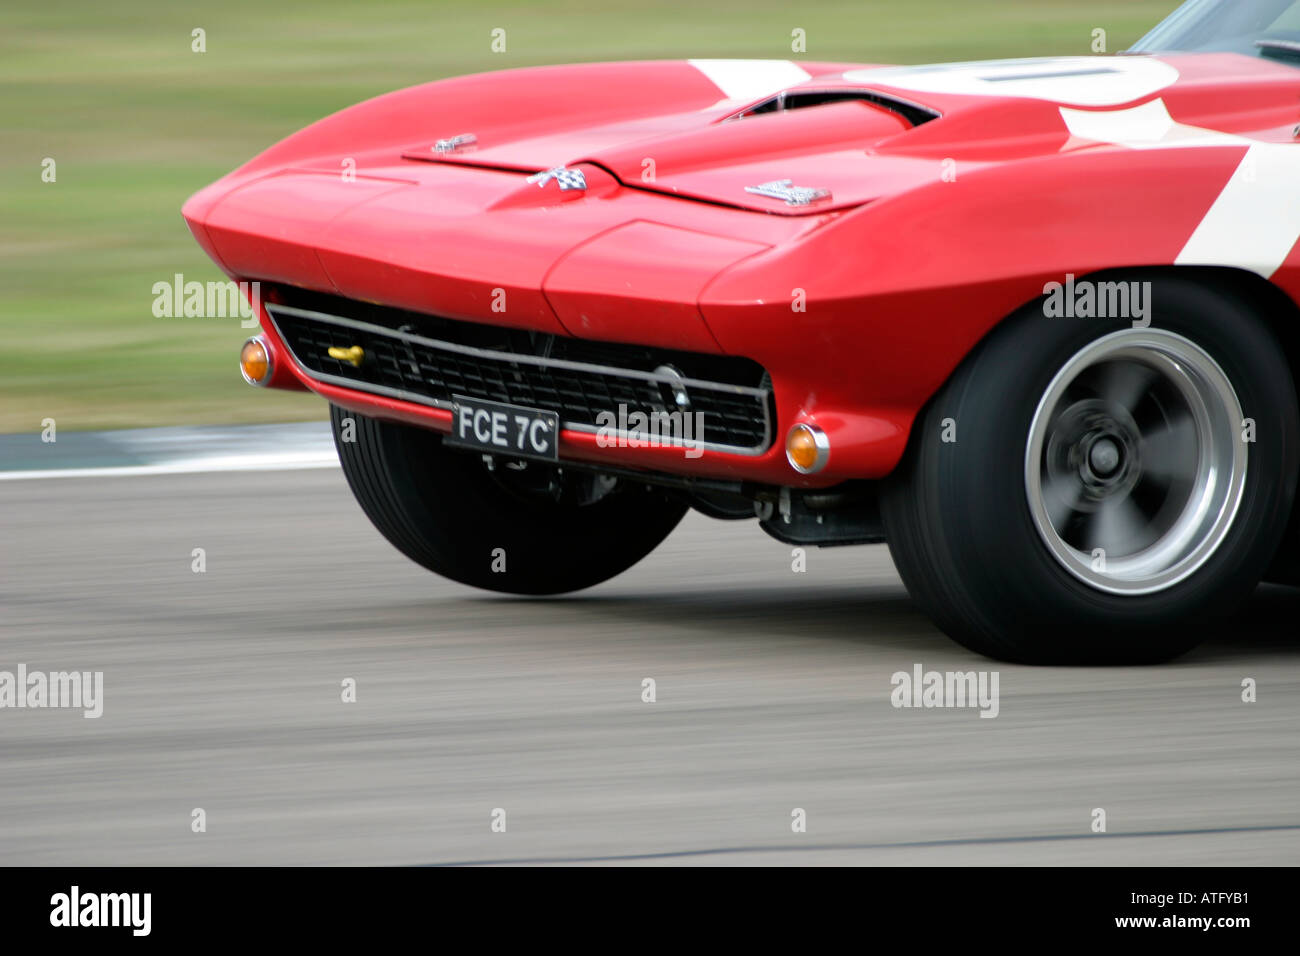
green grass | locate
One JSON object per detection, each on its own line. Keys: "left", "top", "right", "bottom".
{"left": 0, "top": 0, "right": 1178, "bottom": 432}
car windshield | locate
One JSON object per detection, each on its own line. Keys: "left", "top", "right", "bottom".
{"left": 1132, "top": 0, "right": 1300, "bottom": 63}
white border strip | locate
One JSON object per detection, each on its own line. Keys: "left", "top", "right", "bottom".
{"left": 0, "top": 451, "right": 339, "bottom": 482}
{"left": 1060, "top": 99, "right": 1300, "bottom": 278}
{"left": 688, "top": 59, "right": 811, "bottom": 103}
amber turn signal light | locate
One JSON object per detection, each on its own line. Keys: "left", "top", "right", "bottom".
{"left": 240, "top": 337, "right": 272, "bottom": 386}
{"left": 786, "top": 423, "right": 829, "bottom": 474}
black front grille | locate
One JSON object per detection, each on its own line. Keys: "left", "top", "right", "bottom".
{"left": 264, "top": 288, "right": 773, "bottom": 454}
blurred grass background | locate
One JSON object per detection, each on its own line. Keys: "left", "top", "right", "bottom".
{"left": 0, "top": 0, "right": 1177, "bottom": 432}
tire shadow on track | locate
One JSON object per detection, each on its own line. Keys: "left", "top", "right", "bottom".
{"left": 1191, "top": 584, "right": 1300, "bottom": 661}
{"left": 325, "top": 569, "right": 1299, "bottom": 662}
{"left": 465, "top": 585, "right": 978, "bottom": 658}
{"left": 459, "top": 583, "right": 1300, "bottom": 663}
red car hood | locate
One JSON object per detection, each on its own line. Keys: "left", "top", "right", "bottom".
{"left": 391, "top": 53, "right": 1300, "bottom": 216}
{"left": 403, "top": 96, "right": 919, "bottom": 214}
{"left": 183, "top": 52, "right": 1300, "bottom": 352}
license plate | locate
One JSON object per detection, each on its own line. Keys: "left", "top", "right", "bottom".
{"left": 446, "top": 395, "right": 559, "bottom": 461}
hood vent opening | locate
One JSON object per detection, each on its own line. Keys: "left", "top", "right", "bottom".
{"left": 727, "top": 89, "right": 940, "bottom": 128}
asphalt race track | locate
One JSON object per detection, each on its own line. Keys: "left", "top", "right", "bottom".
{"left": 3, "top": 466, "right": 1299, "bottom": 865}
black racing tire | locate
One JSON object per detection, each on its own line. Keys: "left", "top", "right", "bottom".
{"left": 330, "top": 405, "right": 688, "bottom": 594}
{"left": 881, "top": 276, "right": 1299, "bottom": 664}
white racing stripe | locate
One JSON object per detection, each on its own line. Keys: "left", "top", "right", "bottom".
{"left": 688, "top": 59, "right": 811, "bottom": 103}
{"left": 1176, "top": 145, "right": 1300, "bottom": 278}
{"left": 1060, "top": 99, "right": 1300, "bottom": 278}
{"left": 848, "top": 56, "right": 1179, "bottom": 107}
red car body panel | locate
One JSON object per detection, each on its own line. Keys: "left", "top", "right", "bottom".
{"left": 184, "top": 54, "right": 1300, "bottom": 486}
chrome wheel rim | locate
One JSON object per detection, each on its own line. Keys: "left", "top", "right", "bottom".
{"left": 1024, "top": 329, "right": 1246, "bottom": 595}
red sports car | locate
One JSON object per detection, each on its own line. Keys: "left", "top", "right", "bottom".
{"left": 184, "top": 0, "right": 1300, "bottom": 663}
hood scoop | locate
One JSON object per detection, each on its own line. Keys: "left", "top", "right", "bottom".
{"left": 590, "top": 99, "right": 925, "bottom": 214}
{"left": 728, "top": 88, "right": 941, "bottom": 128}
{"left": 402, "top": 96, "right": 944, "bottom": 215}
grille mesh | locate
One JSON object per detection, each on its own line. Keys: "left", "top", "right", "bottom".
{"left": 265, "top": 291, "right": 772, "bottom": 453}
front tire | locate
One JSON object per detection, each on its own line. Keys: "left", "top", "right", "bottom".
{"left": 881, "top": 277, "right": 1298, "bottom": 664}
{"left": 331, "top": 406, "right": 688, "bottom": 594}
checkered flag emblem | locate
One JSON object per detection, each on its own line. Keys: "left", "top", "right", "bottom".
{"left": 526, "top": 166, "right": 588, "bottom": 191}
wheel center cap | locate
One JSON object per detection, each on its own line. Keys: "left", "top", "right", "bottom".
{"left": 1088, "top": 436, "right": 1122, "bottom": 476}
